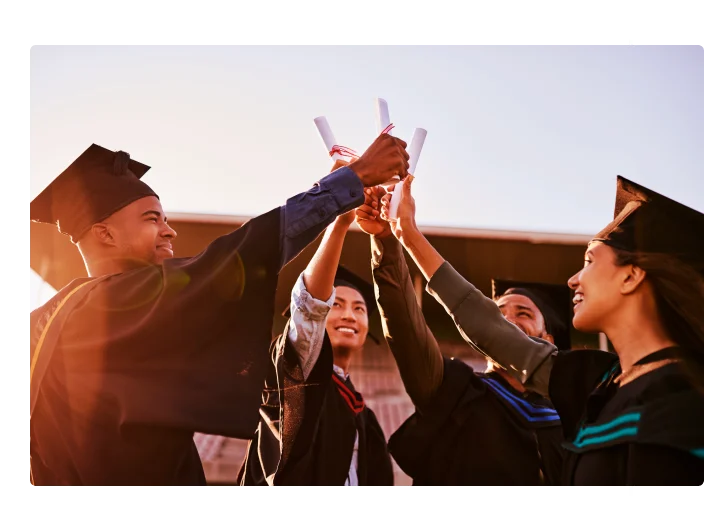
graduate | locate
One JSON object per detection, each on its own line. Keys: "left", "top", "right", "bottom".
{"left": 379, "top": 176, "right": 704, "bottom": 485}
{"left": 30, "top": 136, "right": 409, "bottom": 485}
{"left": 238, "top": 198, "right": 393, "bottom": 485}
{"left": 354, "top": 186, "right": 567, "bottom": 484}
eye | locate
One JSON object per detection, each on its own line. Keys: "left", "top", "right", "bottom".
{"left": 583, "top": 258, "right": 592, "bottom": 267}
{"left": 355, "top": 306, "right": 366, "bottom": 313}
{"left": 333, "top": 302, "right": 341, "bottom": 308}
{"left": 147, "top": 216, "right": 158, "bottom": 223}
{"left": 517, "top": 311, "right": 533, "bottom": 319}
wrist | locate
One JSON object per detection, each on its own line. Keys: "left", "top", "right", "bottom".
{"left": 402, "top": 222, "right": 423, "bottom": 248}
{"left": 399, "top": 216, "right": 419, "bottom": 236}
{"left": 372, "top": 227, "right": 393, "bottom": 239}
{"left": 349, "top": 159, "right": 371, "bottom": 185}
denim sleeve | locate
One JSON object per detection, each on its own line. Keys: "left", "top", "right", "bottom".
{"left": 279, "top": 166, "right": 364, "bottom": 269}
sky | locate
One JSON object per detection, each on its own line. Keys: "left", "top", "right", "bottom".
{"left": 30, "top": 45, "right": 704, "bottom": 306}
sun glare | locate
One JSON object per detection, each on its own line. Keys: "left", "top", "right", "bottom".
{"left": 24, "top": 269, "right": 56, "bottom": 312}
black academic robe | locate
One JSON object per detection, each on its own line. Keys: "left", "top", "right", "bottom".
{"left": 550, "top": 347, "right": 704, "bottom": 485}
{"left": 237, "top": 323, "right": 394, "bottom": 485}
{"left": 389, "top": 357, "right": 565, "bottom": 485}
{"left": 31, "top": 198, "right": 374, "bottom": 485}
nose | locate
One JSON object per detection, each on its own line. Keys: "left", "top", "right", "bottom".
{"left": 161, "top": 223, "right": 177, "bottom": 239}
{"left": 567, "top": 270, "right": 580, "bottom": 291}
{"left": 341, "top": 305, "right": 357, "bottom": 322}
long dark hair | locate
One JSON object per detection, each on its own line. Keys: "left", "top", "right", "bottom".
{"left": 612, "top": 247, "right": 704, "bottom": 386}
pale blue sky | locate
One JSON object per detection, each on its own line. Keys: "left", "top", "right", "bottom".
{"left": 30, "top": 46, "right": 704, "bottom": 306}
{"left": 31, "top": 46, "right": 704, "bottom": 232}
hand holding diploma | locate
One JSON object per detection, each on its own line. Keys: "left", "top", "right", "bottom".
{"left": 350, "top": 134, "right": 409, "bottom": 187}
{"left": 381, "top": 175, "right": 417, "bottom": 246}
{"left": 388, "top": 127, "right": 426, "bottom": 218}
{"left": 313, "top": 99, "right": 414, "bottom": 187}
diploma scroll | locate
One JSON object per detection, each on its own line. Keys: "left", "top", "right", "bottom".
{"left": 375, "top": 97, "right": 392, "bottom": 135}
{"left": 375, "top": 98, "right": 401, "bottom": 186}
{"left": 388, "top": 127, "right": 427, "bottom": 219}
{"left": 314, "top": 116, "right": 358, "bottom": 162}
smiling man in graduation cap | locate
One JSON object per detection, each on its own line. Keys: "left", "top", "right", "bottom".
{"left": 485, "top": 278, "right": 573, "bottom": 396}
{"left": 30, "top": 137, "right": 409, "bottom": 485}
{"left": 238, "top": 201, "right": 393, "bottom": 486}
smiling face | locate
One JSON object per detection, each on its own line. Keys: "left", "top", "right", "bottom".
{"left": 105, "top": 195, "right": 178, "bottom": 265}
{"left": 568, "top": 241, "right": 627, "bottom": 333}
{"left": 326, "top": 285, "right": 369, "bottom": 355}
{"left": 496, "top": 293, "right": 553, "bottom": 343}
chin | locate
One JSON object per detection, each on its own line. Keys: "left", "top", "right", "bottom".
{"left": 330, "top": 338, "right": 363, "bottom": 355}
{"left": 572, "top": 310, "right": 601, "bottom": 334}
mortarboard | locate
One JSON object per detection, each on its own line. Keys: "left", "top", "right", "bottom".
{"left": 593, "top": 176, "right": 704, "bottom": 274}
{"left": 283, "top": 266, "right": 380, "bottom": 344}
{"left": 30, "top": 144, "right": 158, "bottom": 243}
{"left": 492, "top": 278, "right": 573, "bottom": 350}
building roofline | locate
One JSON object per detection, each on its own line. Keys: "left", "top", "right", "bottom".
{"left": 168, "top": 212, "right": 593, "bottom": 245}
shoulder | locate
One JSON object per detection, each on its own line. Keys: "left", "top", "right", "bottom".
{"left": 479, "top": 373, "right": 561, "bottom": 429}
{"left": 30, "top": 278, "right": 96, "bottom": 335}
{"left": 566, "top": 363, "right": 704, "bottom": 458}
{"left": 548, "top": 348, "right": 619, "bottom": 439}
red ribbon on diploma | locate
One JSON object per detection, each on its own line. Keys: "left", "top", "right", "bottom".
{"left": 329, "top": 145, "right": 359, "bottom": 158}
{"left": 328, "top": 123, "right": 394, "bottom": 158}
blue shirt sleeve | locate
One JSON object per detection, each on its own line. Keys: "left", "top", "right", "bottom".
{"left": 279, "top": 166, "right": 364, "bottom": 268}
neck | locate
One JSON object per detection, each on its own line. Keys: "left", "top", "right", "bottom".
{"left": 604, "top": 305, "right": 677, "bottom": 373}
{"left": 488, "top": 362, "right": 526, "bottom": 392}
{"left": 82, "top": 254, "right": 149, "bottom": 278}
{"left": 332, "top": 350, "right": 355, "bottom": 376}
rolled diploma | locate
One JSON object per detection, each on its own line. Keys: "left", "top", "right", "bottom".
{"left": 375, "top": 97, "right": 401, "bottom": 186}
{"left": 314, "top": 116, "right": 343, "bottom": 161}
{"left": 375, "top": 97, "right": 392, "bottom": 134}
{"left": 388, "top": 128, "right": 427, "bottom": 219}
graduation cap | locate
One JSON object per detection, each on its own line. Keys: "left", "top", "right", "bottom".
{"left": 283, "top": 266, "right": 380, "bottom": 343}
{"left": 593, "top": 176, "right": 704, "bottom": 274}
{"left": 492, "top": 278, "right": 572, "bottom": 350}
{"left": 30, "top": 144, "right": 158, "bottom": 244}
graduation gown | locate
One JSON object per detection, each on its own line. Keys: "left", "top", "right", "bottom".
{"left": 237, "top": 323, "right": 394, "bottom": 485}
{"left": 30, "top": 165, "right": 367, "bottom": 485}
{"left": 550, "top": 347, "right": 704, "bottom": 485}
{"left": 388, "top": 357, "right": 565, "bottom": 485}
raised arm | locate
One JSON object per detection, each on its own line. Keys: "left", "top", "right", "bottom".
{"left": 356, "top": 186, "right": 444, "bottom": 408}
{"left": 380, "top": 177, "right": 557, "bottom": 397}
{"left": 279, "top": 134, "right": 409, "bottom": 270}
{"left": 287, "top": 159, "right": 358, "bottom": 380}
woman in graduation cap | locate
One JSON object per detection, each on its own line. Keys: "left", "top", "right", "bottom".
{"left": 238, "top": 188, "right": 393, "bottom": 485}
{"left": 29, "top": 136, "right": 409, "bottom": 485}
{"left": 377, "top": 175, "right": 704, "bottom": 485}
{"left": 355, "top": 185, "right": 569, "bottom": 484}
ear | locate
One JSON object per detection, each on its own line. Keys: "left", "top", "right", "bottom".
{"left": 620, "top": 264, "right": 647, "bottom": 295}
{"left": 91, "top": 223, "right": 117, "bottom": 248}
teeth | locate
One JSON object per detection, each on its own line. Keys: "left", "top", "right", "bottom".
{"left": 337, "top": 327, "right": 356, "bottom": 334}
